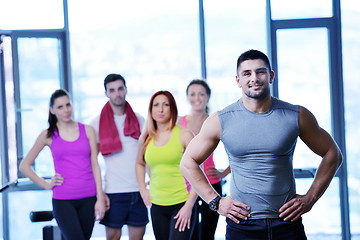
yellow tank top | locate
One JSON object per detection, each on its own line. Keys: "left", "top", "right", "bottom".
{"left": 144, "top": 125, "right": 188, "bottom": 206}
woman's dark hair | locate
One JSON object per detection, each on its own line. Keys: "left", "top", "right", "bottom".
{"left": 47, "top": 89, "right": 70, "bottom": 138}
{"left": 186, "top": 79, "right": 211, "bottom": 114}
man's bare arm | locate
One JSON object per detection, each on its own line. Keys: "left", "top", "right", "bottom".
{"left": 180, "top": 113, "right": 250, "bottom": 223}
{"left": 279, "top": 106, "right": 342, "bottom": 221}
{"left": 180, "top": 113, "right": 221, "bottom": 203}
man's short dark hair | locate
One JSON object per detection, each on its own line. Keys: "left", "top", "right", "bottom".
{"left": 237, "top": 49, "right": 272, "bottom": 74}
{"left": 104, "top": 73, "right": 126, "bottom": 91}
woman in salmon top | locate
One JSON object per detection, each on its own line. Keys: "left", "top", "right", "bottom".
{"left": 179, "top": 79, "right": 230, "bottom": 240}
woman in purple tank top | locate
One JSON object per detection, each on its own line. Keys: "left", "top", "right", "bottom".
{"left": 20, "top": 89, "right": 107, "bottom": 240}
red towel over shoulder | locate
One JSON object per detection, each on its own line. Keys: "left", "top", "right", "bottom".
{"left": 99, "top": 101, "right": 141, "bottom": 155}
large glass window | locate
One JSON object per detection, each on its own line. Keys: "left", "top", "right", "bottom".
{"left": 204, "top": 0, "right": 267, "bottom": 112}
{"left": 341, "top": 0, "right": 360, "bottom": 237}
{"left": 0, "top": 35, "right": 64, "bottom": 239}
{"left": 0, "top": 0, "right": 358, "bottom": 239}
{"left": 270, "top": 0, "right": 333, "bottom": 20}
{"left": 68, "top": 0, "right": 201, "bottom": 122}
{"left": 17, "top": 38, "right": 61, "bottom": 177}
{"left": 1, "top": 37, "right": 17, "bottom": 182}
{"left": 0, "top": 0, "right": 64, "bottom": 30}
{"left": 277, "top": 28, "right": 331, "bottom": 168}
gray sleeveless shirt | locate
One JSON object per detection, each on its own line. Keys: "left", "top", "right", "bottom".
{"left": 218, "top": 97, "right": 300, "bottom": 219}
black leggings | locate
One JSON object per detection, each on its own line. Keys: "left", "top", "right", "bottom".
{"left": 192, "top": 181, "right": 223, "bottom": 240}
{"left": 52, "top": 196, "right": 96, "bottom": 240}
{"left": 150, "top": 201, "right": 197, "bottom": 240}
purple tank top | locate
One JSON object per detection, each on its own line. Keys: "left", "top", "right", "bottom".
{"left": 50, "top": 122, "right": 96, "bottom": 200}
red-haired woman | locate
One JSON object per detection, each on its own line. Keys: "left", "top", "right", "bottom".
{"left": 136, "top": 90, "right": 197, "bottom": 240}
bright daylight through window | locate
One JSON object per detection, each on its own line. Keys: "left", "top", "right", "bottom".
{"left": 0, "top": 0, "right": 359, "bottom": 239}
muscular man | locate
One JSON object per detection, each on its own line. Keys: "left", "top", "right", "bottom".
{"left": 180, "top": 49, "right": 342, "bottom": 239}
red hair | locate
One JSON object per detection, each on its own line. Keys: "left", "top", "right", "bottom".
{"left": 145, "top": 90, "right": 178, "bottom": 141}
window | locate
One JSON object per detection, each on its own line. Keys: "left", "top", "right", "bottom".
{"left": 0, "top": 0, "right": 358, "bottom": 239}
{"left": 0, "top": 0, "right": 64, "bottom": 30}
{"left": 277, "top": 28, "right": 331, "bottom": 168}
{"left": 68, "top": 0, "right": 201, "bottom": 122}
{"left": 270, "top": 0, "right": 332, "bottom": 20}
{"left": 341, "top": 0, "right": 360, "bottom": 236}
{"left": 17, "top": 37, "right": 61, "bottom": 176}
